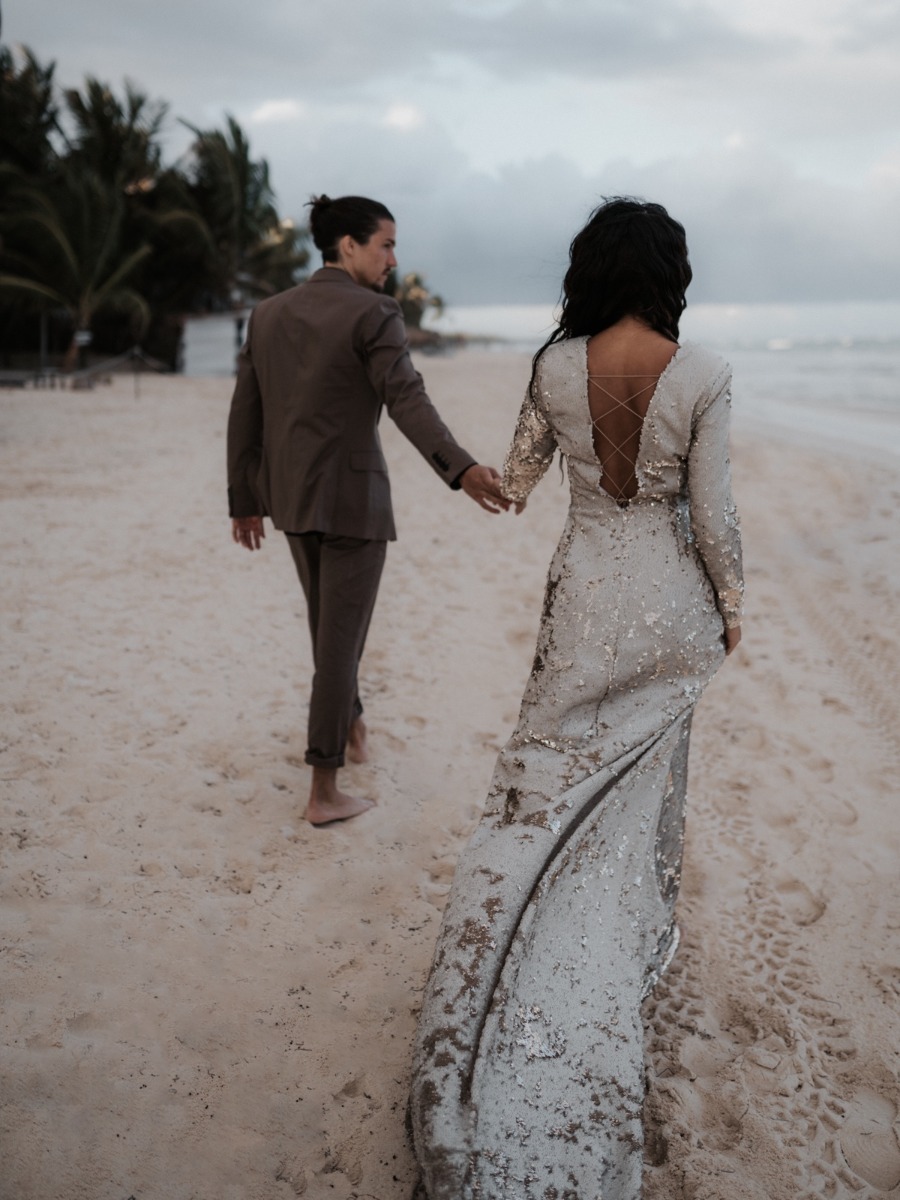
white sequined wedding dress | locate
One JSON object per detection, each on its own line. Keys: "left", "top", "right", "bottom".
{"left": 410, "top": 337, "right": 743, "bottom": 1199}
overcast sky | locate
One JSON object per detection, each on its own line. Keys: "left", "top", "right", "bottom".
{"left": 9, "top": 0, "right": 900, "bottom": 304}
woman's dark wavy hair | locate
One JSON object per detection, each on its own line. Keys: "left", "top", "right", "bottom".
{"left": 307, "top": 194, "right": 395, "bottom": 263}
{"left": 530, "top": 197, "right": 692, "bottom": 396}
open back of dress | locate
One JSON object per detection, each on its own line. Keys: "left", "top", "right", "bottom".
{"left": 588, "top": 373, "right": 661, "bottom": 502}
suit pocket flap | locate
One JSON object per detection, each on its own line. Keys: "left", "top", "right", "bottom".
{"left": 349, "top": 452, "right": 388, "bottom": 472}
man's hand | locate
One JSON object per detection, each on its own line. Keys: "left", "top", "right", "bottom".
{"left": 232, "top": 516, "right": 265, "bottom": 550}
{"left": 460, "top": 465, "right": 510, "bottom": 513}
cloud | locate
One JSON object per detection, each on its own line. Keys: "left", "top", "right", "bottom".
{"left": 13, "top": 0, "right": 892, "bottom": 177}
{"left": 325, "top": 143, "right": 900, "bottom": 305}
{"left": 383, "top": 104, "right": 425, "bottom": 130}
{"left": 439, "top": 0, "right": 785, "bottom": 79}
{"left": 871, "top": 147, "right": 900, "bottom": 185}
{"left": 834, "top": 0, "right": 900, "bottom": 50}
{"left": 250, "top": 113, "right": 470, "bottom": 235}
{"left": 229, "top": 86, "right": 899, "bottom": 306}
{"left": 250, "top": 99, "right": 306, "bottom": 124}
{"left": 11, "top": 0, "right": 783, "bottom": 102}
{"left": 618, "top": 144, "right": 900, "bottom": 303}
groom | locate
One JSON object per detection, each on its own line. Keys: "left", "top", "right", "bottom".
{"left": 227, "top": 194, "right": 506, "bottom": 826}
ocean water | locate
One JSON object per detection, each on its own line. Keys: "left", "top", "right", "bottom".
{"left": 184, "top": 301, "right": 900, "bottom": 459}
{"left": 420, "top": 301, "right": 900, "bottom": 352}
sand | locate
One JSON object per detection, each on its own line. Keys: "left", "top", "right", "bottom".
{"left": 1, "top": 351, "right": 898, "bottom": 1200}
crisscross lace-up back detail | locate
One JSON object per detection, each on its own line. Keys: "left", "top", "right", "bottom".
{"left": 587, "top": 374, "right": 661, "bottom": 503}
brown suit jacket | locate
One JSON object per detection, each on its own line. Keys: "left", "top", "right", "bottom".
{"left": 226, "top": 267, "right": 476, "bottom": 540}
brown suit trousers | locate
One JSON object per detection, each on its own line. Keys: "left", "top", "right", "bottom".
{"left": 287, "top": 532, "right": 386, "bottom": 769}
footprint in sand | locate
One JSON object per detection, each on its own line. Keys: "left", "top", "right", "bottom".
{"left": 819, "top": 793, "right": 858, "bottom": 827}
{"left": 767, "top": 749, "right": 836, "bottom": 787}
{"left": 866, "top": 961, "right": 900, "bottom": 1001}
{"left": 332, "top": 1075, "right": 381, "bottom": 1118}
{"left": 66, "top": 1011, "right": 103, "bottom": 1033}
{"left": 774, "top": 877, "right": 827, "bottom": 926}
{"left": 376, "top": 729, "right": 408, "bottom": 753}
{"left": 25, "top": 1032, "right": 63, "bottom": 1050}
{"left": 421, "top": 856, "right": 457, "bottom": 908}
{"left": 427, "top": 857, "right": 457, "bottom": 885}
{"left": 655, "top": 1072, "right": 745, "bottom": 1154}
{"left": 839, "top": 1088, "right": 900, "bottom": 1191}
{"left": 333, "top": 1075, "right": 365, "bottom": 1101}
{"left": 274, "top": 1160, "right": 307, "bottom": 1197}
{"left": 300, "top": 1149, "right": 361, "bottom": 1197}
{"left": 729, "top": 726, "right": 766, "bottom": 752}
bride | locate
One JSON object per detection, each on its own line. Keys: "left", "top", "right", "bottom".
{"left": 409, "top": 197, "right": 744, "bottom": 1199}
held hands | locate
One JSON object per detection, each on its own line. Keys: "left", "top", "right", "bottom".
{"left": 233, "top": 468, "right": 520, "bottom": 533}
{"left": 460, "top": 464, "right": 511, "bottom": 514}
{"left": 232, "top": 516, "right": 265, "bottom": 550}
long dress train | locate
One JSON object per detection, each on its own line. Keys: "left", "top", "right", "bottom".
{"left": 410, "top": 338, "right": 743, "bottom": 1199}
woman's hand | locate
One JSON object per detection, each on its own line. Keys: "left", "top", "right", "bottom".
{"left": 724, "top": 624, "right": 741, "bottom": 655}
{"left": 460, "top": 465, "right": 510, "bottom": 513}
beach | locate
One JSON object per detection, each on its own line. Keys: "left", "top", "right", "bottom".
{"left": 2, "top": 350, "right": 899, "bottom": 1199}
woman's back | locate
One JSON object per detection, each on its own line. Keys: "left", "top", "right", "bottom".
{"left": 504, "top": 328, "right": 743, "bottom": 638}
{"left": 586, "top": 318, "right": 680, "bottom": 502}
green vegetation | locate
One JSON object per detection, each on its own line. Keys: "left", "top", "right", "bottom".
{"left": 0, "top": 44, "right": 309, "bottom": 372}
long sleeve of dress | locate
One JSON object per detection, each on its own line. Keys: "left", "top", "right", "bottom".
{"left": 500, "top": 382, "right": 558, "bottom": 503}
{"left": 688, "top": 369, "right": 744, "bottom": 628}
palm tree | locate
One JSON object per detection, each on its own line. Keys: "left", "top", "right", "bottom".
{"left": 180, "top": 115, "right": 308, "bottom": 307}
{"left": 0, "top": 71, "right": 214, "bottom": 369}
{"left": 64, "top": 76, "right": 167, "bottom": 191}
{"left": 0, "top": 165, "right": 152, "bottom": 370}
{"left": 0, "top": 64, "right": 307, "bottom": 368}
{"left": 0, "top": 64, "right": 170, "bottom": 368}
{"left": 0, "top": 44, "right": 61, "bottom": 176}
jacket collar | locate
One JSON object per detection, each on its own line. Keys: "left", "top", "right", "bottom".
{"left": 308, "top": 266, "right": 362, "bottom": 288}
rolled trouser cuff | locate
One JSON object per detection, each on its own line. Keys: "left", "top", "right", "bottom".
{"left": 304, "top": 747, "right": 345, "bottom": 769}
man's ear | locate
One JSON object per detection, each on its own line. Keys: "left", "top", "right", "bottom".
{"left": 337, "top": 233, "right": 356, "bottom": 262}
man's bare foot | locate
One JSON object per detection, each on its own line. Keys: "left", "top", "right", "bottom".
{"left": 306, "top": 766, "right": 375, "bottom": 826}
{"left": 346, "top": 717, "right": 369, "bottom": 764}
{"left": 305, "top": 792, "right": 374, "bottom": 826}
